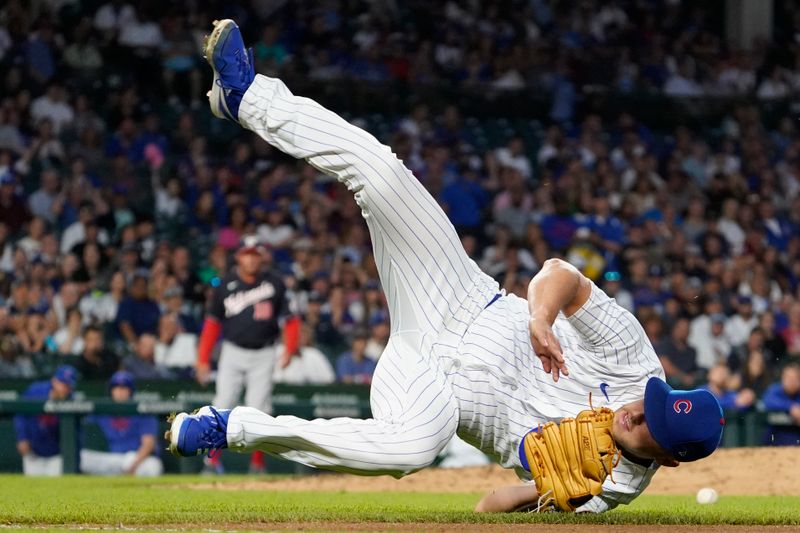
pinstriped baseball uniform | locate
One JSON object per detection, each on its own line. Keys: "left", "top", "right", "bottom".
{"left": 225, "top": 75, "right": 664, "bottom": 511}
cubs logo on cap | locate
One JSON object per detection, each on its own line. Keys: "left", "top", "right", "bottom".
{"left": 644, "top": 377, "right": 724, "bottom": 462}
{"left": 673, "top": 399, "right": 692, "bottom": 413}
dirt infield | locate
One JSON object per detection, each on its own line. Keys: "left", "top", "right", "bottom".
{"left": 188, "top": 447, "right": 798, "bottom": 496}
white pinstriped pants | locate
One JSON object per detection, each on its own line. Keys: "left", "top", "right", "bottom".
{"left": 225, "top": 75, "right": 499, "bottom": 477}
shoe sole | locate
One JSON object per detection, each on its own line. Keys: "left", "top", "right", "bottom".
{"left": 203, "top": 19, "right": 238, "bottom": 121}
{"left": 165, "top": 412, "right": 188, "bottom": 456}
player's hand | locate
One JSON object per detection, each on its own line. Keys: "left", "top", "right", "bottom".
{"left": 529, "top": 317, "right": 568, "bottom": 382}
{"left": 195, "top": 362, "right": 211, "bottom": 385}
{"left": 735, "top": 388, "right": 756, "bottom": 408}
{"left": 279, "top": 350, "right": 293, "bottom": 369}
{"left": 17, "top": 440, "right": 31, "bottom": 456}
{"left": 790, "top": 403, "right": 800, "bottom": 424}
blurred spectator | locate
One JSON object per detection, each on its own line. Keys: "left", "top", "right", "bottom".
{"left": 63, "top": 17, "right": 104, "bottom": 81}
{"left": 30, "top": 83, "right": 74, "bottom": 135}
{"left": 364, "top": 317, "right": 390, "bottom": 362}
{"left": 736, "top": 349, "right": 773, "bottom": 398}
{"left": 27, "top": 169, "right": 61, "bottom": 224}
{"left": 93, "top": 1, "right": 136, "bottom": 37}
{"left": 161, "top": 285, "right": 198, "bottom": 333}
{"left": 18, "top": 311, "right": 49, "bottom": 355}
{"left": 664, "top": 62, "right": 702, "bottom": 97}
{"left": 655, "top": 317, "right": 700, "bottom": 387}
{"left": 725, "top": 295, "right": 758, "bottom": 348}
{"left": 115, "top": 275, "right": 160, "bottom": 346}
{"left": 762, "top": 364, "right": 800, "bottom": 446}
{"left": 758, "top": 312, "right": 786, "bottom": 364}
{"left": 256, "top": 203, "right": 295, "bottom": 249}
{"left": 756, "top": 67, "right": 790, "bottom": 100}
{"left": 273, "top": 325, "right": 335, "bottom": 385}
{"left": 81, "top": 371, "right": 163, "bottom": 476}
{"left": 0, "top": 171, "right": 30, "bottom": 234}
{"left": 700, "top": 363, "right": 755, "bottom": 411}
{"left": 169, "top": 246, "right": 204, "bottom": 304}
{"left": 52, "top": 307, "right": 84, "bottom": 355}
{"left": 76, "top": 325, "right": 119, "bottom": 380}
{"left": 336, "top": 329, "right": 376, "bottom": 385}
{"left": 60, "top": 201, "right": 107, "bottom": 254}
{"left": 782, "top": 302, "right": 800, "bottom": 359}
{"left": 732, "top": 326, "right": 773, "bottom": 370}
{"left": 80, "top": 271, "right": 126, "bottom": 325}
{"left": 17, "top": 217, "right": 47, "bottom": 260}
{"left": 13, "top": 365, "right": 77, "bottom": 476}
{"left": 122, "top": 333, "right": 173, "bottom": 380}
{"left": 161, "top": 16, "right": 201, "bottom": 106}
{"left": 587, "top": 195, "right": 625, "bottom": 265}
{"left": 494, "top": 138, "right": 532, "bottom": 181}
{"left": 600, "top": 271, "right": 633, "bottom": 312}
{"left": 689, "top": 312, "right": 731, "bottom": 370}
{"left": 305, "top": 290, "right": 346, "bottom": 356}
{"left": 154, "top": 313, "right": 197, "bottom": 369}
{"left": 50, "top": 282, "right": 80, "bottom": 329}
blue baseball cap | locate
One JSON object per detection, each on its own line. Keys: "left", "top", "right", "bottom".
{"left": 644, "top": 377, "right": 724, "bottom": 462}
{"left": 53, "top": 365, "right": 78, "bottom": 389}
{"left": 109, "top": 370, "right": 135, "bottom": 392}
{"left": 0, "top": 170, "right": 15, "bottom": 185}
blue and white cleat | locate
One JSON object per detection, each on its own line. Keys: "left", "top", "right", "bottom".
{"left": 203, "top": 19, "right": 255, "bottom": 123}
{"left": 166, "top": 406, "right": 230, "bottom": 457}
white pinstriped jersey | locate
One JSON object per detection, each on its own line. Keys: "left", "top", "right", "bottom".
{"left": 445, "top": 283, "right": 665, "bottom": 512}
{"left": 223, "top": 74, "right": 665, "bottom": 514}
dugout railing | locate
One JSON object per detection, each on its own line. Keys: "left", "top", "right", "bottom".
{"left": 0, "top": 380, "right": 371, "bottom": 474}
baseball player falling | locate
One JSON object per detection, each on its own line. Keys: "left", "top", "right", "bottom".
{"left": 168, "top": 20, "right": 724, "bottom": 513}
{"left": 195, "top": 235, "right": 299, "bottom": 473}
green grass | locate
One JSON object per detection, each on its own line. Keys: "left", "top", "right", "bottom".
{"left": 0, "top": 475, "right": 797, "bottom": 528}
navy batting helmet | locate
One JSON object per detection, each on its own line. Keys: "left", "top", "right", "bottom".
{"left": 108, "top": 370, "right": 135, "bottom": 393}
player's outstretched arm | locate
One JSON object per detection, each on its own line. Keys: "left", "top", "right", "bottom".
{"left": 475, "top": 484, "right": 541, "bottom": 513}
{"left": 527, "top": 258, "right": 592, "bottom": 381}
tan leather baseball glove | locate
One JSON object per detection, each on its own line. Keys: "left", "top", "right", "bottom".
{"left": 521, "top": 406, "right": 619, "bottom": 512}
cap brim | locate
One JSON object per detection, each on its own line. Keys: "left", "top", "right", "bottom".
{"left": 236, "top": 247, "right": 263, "bottom": 255}
{"left": 644, "top": 376, "right": 673, "bottom": 455}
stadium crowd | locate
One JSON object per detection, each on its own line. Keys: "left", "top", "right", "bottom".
{"left": 0, "top": 0, "right": 799, "bottom": 450}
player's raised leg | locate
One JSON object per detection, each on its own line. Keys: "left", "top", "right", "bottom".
{"left": 204, "top": 19, "right": 498, "bottom": 342}
{"left": 185, "top": 19, "right": 462, "bottom": 478}
{"left": 167, "top": 337, "right": 459, "bottom": 477}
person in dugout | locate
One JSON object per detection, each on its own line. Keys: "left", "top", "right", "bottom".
{"left": 14, "top": 365, "right": 78, "bottom": 476}
{"left": 80, "top": 371, "right": 163, "bottom": 476}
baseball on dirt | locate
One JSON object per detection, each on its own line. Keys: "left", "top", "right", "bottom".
{"left": 696, "top": 487, "right": 718, "bottom": 504}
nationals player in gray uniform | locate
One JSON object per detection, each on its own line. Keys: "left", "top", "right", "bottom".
{"left": 168, "top": 20, "right": 724, "bottom": 512}
{"left": 196, "top": 236, "right": 299, "bottom": 471}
